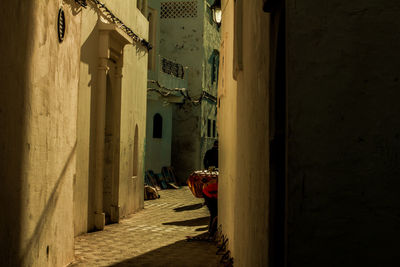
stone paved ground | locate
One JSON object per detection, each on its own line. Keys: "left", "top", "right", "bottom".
{"left": 70, "top": 187, "right": 221, "bottom": 267}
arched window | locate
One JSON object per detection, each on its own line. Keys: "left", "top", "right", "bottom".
{"left": 153, "top": 113, "right": 163, "bottom": 138}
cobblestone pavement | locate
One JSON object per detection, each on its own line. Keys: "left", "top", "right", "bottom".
{"left": 70, "top": 187, "right": 220, "bottom": 267}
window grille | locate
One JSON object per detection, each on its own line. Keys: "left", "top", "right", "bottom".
{"left": 160, "top": 1, "right": 197, "bottom": 19}
{"left": 211, "top": 50, "right": 220, "bottom": 84}
{"left": 161, "top": 57, "right": 185, "bottom": 79}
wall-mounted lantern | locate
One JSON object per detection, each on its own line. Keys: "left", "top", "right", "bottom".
{"left": 210, "top": 0, "right": 222, "bottom": 25}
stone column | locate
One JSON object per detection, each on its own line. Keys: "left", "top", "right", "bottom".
{"left": 110, "top": 60, "right": 123, "bottom": 223}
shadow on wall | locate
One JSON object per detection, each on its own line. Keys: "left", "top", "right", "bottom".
{"left": 0, "top": 1, "right": 34, "bottom": 265}
{"left": 79, "top": 21, "right": 99, "bottom": 232}
{"left": 109, "top": 234, "right": 220, "bottom": 267}
{"left": 19, "top": 143, "right": 77, "bottom": 265}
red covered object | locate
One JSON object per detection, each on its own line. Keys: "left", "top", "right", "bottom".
{"left": 187, "top": 170, "right": 218, "bottom": 198}
{"left": 202, "top": 182, "right": 218, "bottom": 199}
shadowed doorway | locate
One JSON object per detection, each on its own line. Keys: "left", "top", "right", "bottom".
{"left": 104, "top": 59, "right": 121, "bottom": 225}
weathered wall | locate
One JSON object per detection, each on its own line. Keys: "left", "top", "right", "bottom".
{"left": 146, "top": 0, "right": 188, "bottom": 177}
{"left": 219, "top": 0, "right": 271, "bottom": 266}
{"left": 286, "top": 1, "right": 400, "bottom": 266}
{"left": 217, "top": 0, "right": 237, "bottom": 260}
{"left": 145, "top": 98, "right": 173, "bottom": 173}
{"left": 74, "top": 0, "right": 148, "bottom": 234}
{"left": 119, "top": 34, "right": 148, "bottom": 215}
{"left": 150, "top": 0, "right": 220, "bottom": 181}
{"left": 151, "top": 0, "right": 204, "bottom": 182}
{"left": 0, "top": 1, "right": 81, "bottom": 266}
{"left": 200, "top": 1, "right": 220, "bottom": 167}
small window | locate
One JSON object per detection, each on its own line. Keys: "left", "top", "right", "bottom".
{"left": 212, "top": 120, "right": 216, "bottom": 138}
{"left": 207, "top": 119, "right": 211, "bottom": 137}
{"left": 211, "top": 50, "right": 220, "bottom": 84}
{"left": 153, "top": 113, "right": 163, "bottom": 138}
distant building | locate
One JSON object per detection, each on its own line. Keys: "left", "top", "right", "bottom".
{"left": 145, "top": 1, "right": 188, "bottom": 175}
{"left": 146, "top": 0, "right": 220, "bottom": 183}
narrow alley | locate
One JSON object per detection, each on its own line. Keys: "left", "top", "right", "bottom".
{"left": 71, "top": 187, "right": 221, "bottom": 267}
{"left": 2, "top": 0, "right": 400, "bottom": 266}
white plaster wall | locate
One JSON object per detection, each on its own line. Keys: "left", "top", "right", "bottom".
{"left": 118, "top": 40, "right": 148, "bottom": 215}
{"left": 74, "top": 0, "right": 148, "bottom": 233}
{"left": 145, "top": 98, "right": 173, "bottom": 174}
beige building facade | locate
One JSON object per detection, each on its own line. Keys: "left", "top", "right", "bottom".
{"left": 0, "top": 0, "right": 148, "bottom": 266}
{"left": 74, "top": 0, "right": 149, "bottom": 235}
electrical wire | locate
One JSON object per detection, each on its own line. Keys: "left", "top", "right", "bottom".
{"left": 147, "top": 80, "right": 217, "bottom": 105}
{"left": 86, "top": 0, "right": 152, "bottom": 50}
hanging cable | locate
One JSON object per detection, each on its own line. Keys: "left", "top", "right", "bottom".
{"left": 88, "top": 0, "right": 152, "bottom": 50}
{"left": 147, "top": 80, "right": 217, "bottom": 105}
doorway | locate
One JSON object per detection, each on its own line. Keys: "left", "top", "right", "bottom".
{"left": 268, "top": 1, "right": 287, "bottom": 266}
{"left": 103, "top": 58, "right": 121, "bottom": 225}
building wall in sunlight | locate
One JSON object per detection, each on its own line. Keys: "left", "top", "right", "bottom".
{"left": 74, "top": 0, "right": 149, "bottom": 235}
{"left": 0, "top": 1, "right": 81, "bottom": 266}
{"left": 218, "top": 1, "right": 271, "bottom": 266}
